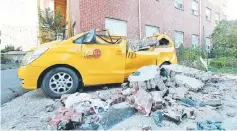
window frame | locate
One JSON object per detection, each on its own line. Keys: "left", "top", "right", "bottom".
{"left": 145, "top": 25, "right": 159, "bottom": 37}
{"left": 206, "top": 7, "right": 211, "bottom": 22}
{"left": 105, "top": 17, "right": 127, "bottom": 37}
{"left": 191, "top": 0, "right": 199, "bottom": 16}
{"left": 174, "top": 31, "right": 184, "bottom": 48}
{"left": 215, "top": 12, "right": 220, "bottom": 24}
{"left": 174, "top": 0, "right": 184, "bottom": 10}
{"left": 206, "top": 37, "right": 211, "bottom": 52}
{"left": 191, "top": 34, "right": 199, "bottom": 47}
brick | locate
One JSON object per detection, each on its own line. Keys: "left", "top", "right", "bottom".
{"left": 71, "top": 113, "right": 83, "bottom": 123}
{"left": 53, "top": 115, "right": 71, "bottom": 121}
{"left": 70, "top": 0, "right": 226, "bottom": 46}
{"left": 47, "top": 120, "right": 60, "bottom": 130}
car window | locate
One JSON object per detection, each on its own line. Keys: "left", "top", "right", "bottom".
{"left": 73, "top": 35, "right": 85, "bottom": 44}
{"left": 73, "top": 29, "right": 97, "bottom": 44}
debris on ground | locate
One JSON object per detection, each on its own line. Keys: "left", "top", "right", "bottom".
{"left": 2, "top": 64, "right": 237, "bottom": 130}
{"left": 197, "top": 121, "right": 225, "bottom": 130}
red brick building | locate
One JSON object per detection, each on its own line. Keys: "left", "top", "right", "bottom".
{"left": 69, "top": 0, "right": 227, "bottom": 50}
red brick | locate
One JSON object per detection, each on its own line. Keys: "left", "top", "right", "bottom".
{"left": 70, "top": 0, "right": 226, "bottom": 46}
{"left": 53, "top": 115, "right": 71, "bottom": 121}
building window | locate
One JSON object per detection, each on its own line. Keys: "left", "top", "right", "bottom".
{"left": 192, "top": 35, "right": 198, "bottom": 47}
{"left": 206, "top": 37, "right": 211, "bottom": 52}
{"left": 174, "top": 0, "right": 183, "bottom": 10}
{"left": 215, "top": 13, "right": 220, "bottom": 24}
{"left": 175, "top": 31, "right": 184, "bottom": 48}
{"left": 105, "top": 18, "right": 127, "bottom": 36}
{"left": 145, "top": 25, "right": 159, "bottom": 37}
{"left": 192, "top": 0, "right": 198, "bottom": 16}
{"left": 206, "top": 8, "right": 211, "bottom": 21}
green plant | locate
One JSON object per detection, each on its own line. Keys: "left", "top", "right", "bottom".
{"left": 212, "top": 20, "right": 237, "bottom": 58}
{"left": 210, "top": 57, "right": 237, "bottom": 68}
{"left": 177, "top": 44, "right": 208, "bottom": 71}
{"left": 178, "top": 44, "right": 207, "bottom": 61}
{"left": 39, "top": 7, "right": 65, "bottom": 43}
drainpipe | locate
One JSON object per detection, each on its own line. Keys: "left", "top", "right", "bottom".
{"left": 199, "top": 0, "right": 202, "bottom": 46}
{"left": 66, "top": 0, "right": 71, "bottom": 38}
{"left": 37, "top": 0, "right": 42, "bottom": 44}
{"left": 138, "top": 0, "right": 142, "bottom": 39}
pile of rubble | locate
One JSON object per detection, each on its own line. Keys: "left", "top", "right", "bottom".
{"left": 127, "top": 37, "right": 158, "bottom": 51}
{"left": 47, "top": 65, "right": 229, "bottom": 130}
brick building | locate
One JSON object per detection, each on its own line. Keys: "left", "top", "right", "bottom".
{"left": 68, "top": 0, "right": 227, "bottom": 51}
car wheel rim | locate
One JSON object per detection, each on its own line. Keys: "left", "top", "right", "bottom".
{"left": 49, "top": 72, "right": 73, "bottom": 94}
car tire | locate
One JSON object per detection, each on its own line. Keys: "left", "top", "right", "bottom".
{"left": 42, "top": 67, "right": 80, "bottom": 99}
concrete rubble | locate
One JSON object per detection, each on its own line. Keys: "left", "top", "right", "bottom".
{"left": 44, "top": 64, "right": 233, "bottom": 130}
{"left": 2, "top": 64, "right": 237, "bottom": 130}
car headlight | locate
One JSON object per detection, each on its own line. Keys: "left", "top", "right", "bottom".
{"left": 21, "top": 47, "right": 48, "bottom": 66}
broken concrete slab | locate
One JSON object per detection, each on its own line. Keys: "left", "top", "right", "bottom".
{"left": 180, "top": 98, "right": 200, "bottom": 107}
{"left": 128, "top": 65, "right": 161, "bottom": 90}
{"left": 121, "top": 88, "right": 133, "bottom": 96}
{"left": 203, "top": 99, "right": 222, "bottom": 107}
{"left": 98, "top": 102, "right": 136, "bottom": 130}
{"left": 174, "top": 75, "right": 204, "bottom": 92}
{"left": 169, "top": 87, "right": 188, "bottom": 100}
{"left": 163, "top": 111, "right": 181, "bottom": 125}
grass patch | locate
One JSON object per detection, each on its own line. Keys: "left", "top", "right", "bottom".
{"left": 208, "top": 66, "right": 237, "bottom": 74}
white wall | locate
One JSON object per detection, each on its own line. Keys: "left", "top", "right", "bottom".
{"left": 0, "top": 0, "right": 39, "bottom": 51}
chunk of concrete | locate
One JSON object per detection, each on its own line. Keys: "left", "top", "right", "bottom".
{"left": 122, "top": 88, "right": 132, "bottom": 96}
{"left": 203, "top": 99, "right": 222, "bottom": 107}
{"left": 128, "top": 65, "right": 160, "bottom": 90}
{"left": 174, "top": 75, "right": 204, "bottom": 92}
{"left": 99, "top": 102, "right": 136, "bottom": 130}
{"left": 150, "top": 91, "right": 163, "bottom": 110}
{"left": 164, "top": 110, "right": 182, "bottom": 125}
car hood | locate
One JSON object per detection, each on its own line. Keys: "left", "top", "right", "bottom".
{"left": 29, "top": 40, "right": 61, "bottom": 51}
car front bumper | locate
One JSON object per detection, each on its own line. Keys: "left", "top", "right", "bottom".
{"left": 18, "top": 65, "right": 45, "bottom": 90}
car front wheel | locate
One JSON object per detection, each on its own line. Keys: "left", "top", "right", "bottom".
{"left": 42, "top": 67, "right": 80, "bottom": 98}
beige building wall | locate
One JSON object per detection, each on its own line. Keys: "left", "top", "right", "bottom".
{"left": 0, "top": 0, "right": 39, "bottom": 51}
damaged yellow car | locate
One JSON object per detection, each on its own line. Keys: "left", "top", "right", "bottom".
{"left": 18, "top": 29, "right": 177, "bottom": 98}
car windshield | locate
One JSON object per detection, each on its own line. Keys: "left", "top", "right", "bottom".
{"left": 73, "top": 29, "right": 122, "bottom": 44}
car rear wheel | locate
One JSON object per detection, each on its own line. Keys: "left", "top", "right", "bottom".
{"left": 42, "top": 67, "right": 80, "bottom": 98}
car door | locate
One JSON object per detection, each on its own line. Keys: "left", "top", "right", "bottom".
{"left": 125, "top": 49, "right": 157, "bottom": 78}
{"left": 81, "top": 39, "right": 126, "bottom": 86}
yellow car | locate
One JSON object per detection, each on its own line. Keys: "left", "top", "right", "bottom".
{"left": 18, "top": 29, "right": 177, "bottom": 98}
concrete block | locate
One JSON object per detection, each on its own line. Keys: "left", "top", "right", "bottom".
{"left": 174, "top": 75, "right": 204, "bottom": 92}
{"left": 70, "top": 113, "right": 83, "bottom": 123}
{"left": 164, "top": 111, "right": 181, "bottom": 125}
{"left": 122, "top": 88, "right": 132, "bottom": 96}
{"left": 128, "top": 65, "right": 160, "bottom": 90}
{"left": 150, "top": 91, "right": 163, "bottom": 110}
{"left": 203, "top": 99, "right": 222, "bottom": 107}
